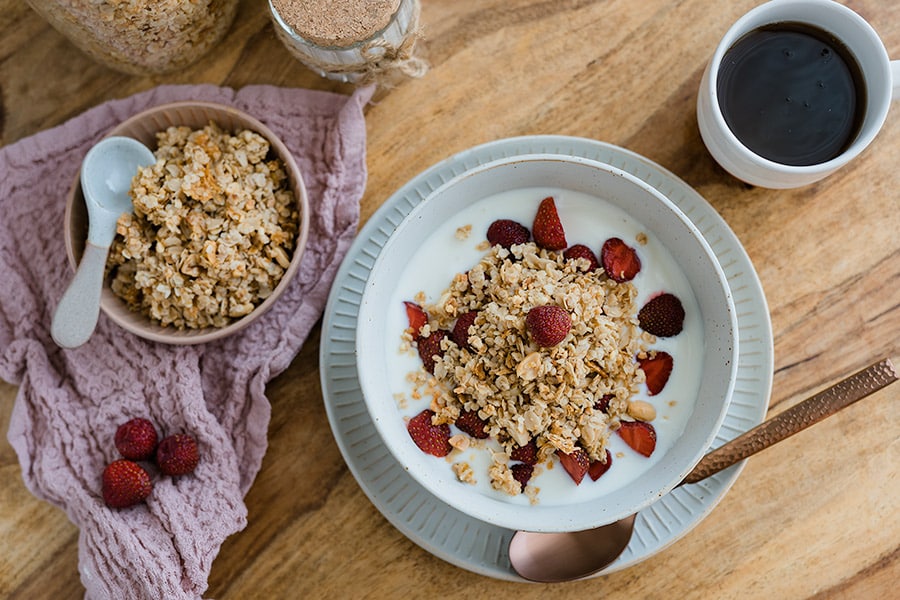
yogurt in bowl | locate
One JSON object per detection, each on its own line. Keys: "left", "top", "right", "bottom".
{"left": 356, "top": 154, "right": 738, "bottom": 532}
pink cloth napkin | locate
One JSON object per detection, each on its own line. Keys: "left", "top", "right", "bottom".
{"left": 0, "top": 84, "right": 372, "bottom": 599}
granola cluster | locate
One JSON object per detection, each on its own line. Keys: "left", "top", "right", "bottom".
{"left": 107, "top": 123, "right": 299, "bottom": 329}
{"left": 405, "top": 242, "right": 652, "bottom": 496}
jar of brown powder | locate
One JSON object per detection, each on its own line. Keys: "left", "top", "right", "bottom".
{"left": 25, "top": 0, "right": 239, "bottom": 75}
{"left": 269, "top": 0, "right": 427, "bottom": 84}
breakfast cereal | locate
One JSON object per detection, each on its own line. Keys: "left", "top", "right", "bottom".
{"left": 107, "top": 123, "right": 299, "bottom": 329}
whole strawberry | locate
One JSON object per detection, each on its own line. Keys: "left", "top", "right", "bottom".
{"left": 451, "top": 311, "right": 479, "bottom": 350}
{"left": 102, "top": 459, "right": 152, "bottom": 508}
{"left": 156, "top": 434, "right": 200, "bottom": 476}
{"left": 114, "top": 418, "right": 158, "bottom": 461}
{"left": 564, "top": 244, "right": 599, "bottom": 271}
{"left": 638, "top": 293, "right": 685, "bottom": 337}
{"left": 511, "top": 463, "right": 534, "bottom": 489}
{"left": 487, "top": 219, "right": 530, "bottom": 249}
{"left": 525, "top": 305, "right": 571, "bottom": 347}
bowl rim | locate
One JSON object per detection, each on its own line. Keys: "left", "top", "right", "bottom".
{"left": 355, "top": 153, "right": 739, "bottom": 532}
{"left": 64, "top": 100, "right": 311, "bottom": 345}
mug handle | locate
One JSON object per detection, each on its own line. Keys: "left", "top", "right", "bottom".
{"left": 893, "top": 60, "right": 900, "bottom": 100}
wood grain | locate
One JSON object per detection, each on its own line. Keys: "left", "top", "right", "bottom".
{"left": 1, "top": 0, "right": 898, "bottom": 598}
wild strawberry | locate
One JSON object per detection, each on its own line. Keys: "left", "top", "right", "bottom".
{"left": 617, "top": 421, "right": 657, "bottom": 457}
{"left": 564, "top": 244, "right": 599, "bottom": 271}
{"left": 557, "top": 448, "right": 590, "bottom": 485}
{"left": 525, "top": 305, "right": 571, "bottom": 347}
{"left": 532, "top": 197, "right": 567, "bottom": 250}
{"left": 601, "top": 237, "right": 642, "bottom": 282}
{"left": 510, "top": 439, "right": 538, "bottom": 465}
{"left": 511, "top": 463, "right": 534, "bottom": 489}
{"left": 638, "top": 351, "right": 673, "bottom": 395}
{"left": 416, "top": 329, "right": 448, "bottom": 374}
{"left": 638, "top": 293, "right": 685, "bottom": 337}
{"left": 594, "top": 394, "right": 614, "bottom": 414}
{"left": 451, "top": 311, "right": 478, "bottom": 350}
{"left": 403, "top": 301, "right": 428, "bottom": 336}
{"left": 407, "top": 409, "right": 452, "bottom": 457}
{"left": 156, "top": 434, "right": 200, "bottom": 476}
{"left": 102, "top": 459, "right": 152, "bottom": 508}
{"left": 114, "top": 418, "right": 158, "bottom": 461}
{"left": 455, "top": 410, "right": 489, "bottom": 439}
{"left": 487, "top": 219, "right": 530, "bottom": 248}
{"left": 588, "top": 449, "right": 613, "bottom": 481}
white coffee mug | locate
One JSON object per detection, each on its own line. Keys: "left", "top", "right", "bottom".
{"left": 697, "top": 0, "right": 899, "bottom": 188}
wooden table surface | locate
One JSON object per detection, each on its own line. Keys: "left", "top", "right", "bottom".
{"left": 2, "top": 1, "right": 898, "bottom": 598}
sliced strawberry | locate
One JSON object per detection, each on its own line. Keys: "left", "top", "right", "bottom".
{"left": 617, "top": 421, "right": 657, "bottom": 457}
{"left": 564, "top": 244, "right": 600, "bottom": 271}
{"left": 451, "top": 311, "right": 478, "bottom": 350}
{"left": 511, "top": 463, "right": 534, "bottom": 489}
{"left": 601, "top": 237, "right": 642, "bottom": 282}
{"left": 532, "top": 196, "right": 567, "bottom": 250}
{"left": 416, "top": 330, "right": 448, "bottom": 374}
{"left": 588, "top": 449, "right": 613, "bottom": 481}
{"left": 403, "top": 301, "right": 428, "bottom": 336}
{"left": 407, "top": 410, "right": 452, "bottom": 457}
{"left": 638, "top": 293, "right": 685, "bottom": 337}
{"left": 557, "top": 448, "right": 590, "bottom": 485}
{"left": 510, "top": 439, "right": 538, "bottom": 465}
{"left": 594, "top": 393, "right": 614, "bottom": 414}
{"left": 487, "top": 219, "right": 530, "bottom": 248}
{"left": 454, "top": 409, "right": 489, "bottom": 439}
{"left": 638, "top": 351, "right": 673, "bottom": 395}
{"left": 525, "top": 305, "right": 571, "bottom": 347}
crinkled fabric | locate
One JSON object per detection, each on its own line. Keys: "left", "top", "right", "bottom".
{"left": 0, "top": 84, "right": 373, "bottom": 599}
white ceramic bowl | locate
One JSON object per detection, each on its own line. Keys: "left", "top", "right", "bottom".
{"left": 65, "top": 101, "right": 310, "bottom": 345}
{"left": 356, "top": 154, "right": 738, "bottom": 532}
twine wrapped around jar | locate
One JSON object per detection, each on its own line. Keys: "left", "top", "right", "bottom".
{"left": 269, "top": 0, "right": 428, "bottom": 85}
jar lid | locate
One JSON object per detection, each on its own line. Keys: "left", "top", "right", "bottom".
{"left": 272, "top": 0, "right": 402, "bottom": 48}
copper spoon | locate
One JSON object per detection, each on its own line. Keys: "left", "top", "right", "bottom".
{"left": 508, "top": 358, "right": 897, "bottom": 583}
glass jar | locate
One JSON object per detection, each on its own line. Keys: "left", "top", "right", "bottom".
{"left": 25, "top": 0, "right": 239, "bottom": 75}
{"left": 269, "top": 0, "right": 427, "bottom": 84}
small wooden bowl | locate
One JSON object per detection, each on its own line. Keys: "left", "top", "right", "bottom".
{"left": 64, "top": 101, "right": 310, "bottom": 345}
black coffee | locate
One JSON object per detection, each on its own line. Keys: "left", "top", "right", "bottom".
{"left": 717, "top": 22, "right": 866, "bottom": 166}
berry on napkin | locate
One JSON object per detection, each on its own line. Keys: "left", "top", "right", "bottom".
{"left": 102, "top": 460, "right": 152, "bottom": 509}
{"left": 156, "top": 434, "right": 200, "bottom": 476}
{"left": 114, "top": 418, "right": 159, "bottom": 461}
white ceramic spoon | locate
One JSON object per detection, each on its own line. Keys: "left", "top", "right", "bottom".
{"left": 51, "top": 137, "right": 155, "bottom": 348}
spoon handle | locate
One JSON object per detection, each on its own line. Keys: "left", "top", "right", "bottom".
{"left": 683, "top": 358, "right": 897, "bottom": 485}
{"left": 50, "top": 242, "right": 109, "bottom": 349}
